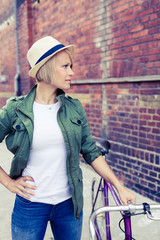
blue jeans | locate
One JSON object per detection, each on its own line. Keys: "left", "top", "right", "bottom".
{"left": 11, "top": 195, "right": 83, "bottom": 240}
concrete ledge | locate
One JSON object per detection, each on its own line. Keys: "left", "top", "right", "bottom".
{"left": 71, "top": 75, "right": 160, "bottom": 85}
{"left": 0, "top": 92, "right": 15, "bottom": 98}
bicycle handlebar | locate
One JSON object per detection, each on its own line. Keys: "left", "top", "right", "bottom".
{"left": 89, "top": 203, "right": 160, "bottom": 240}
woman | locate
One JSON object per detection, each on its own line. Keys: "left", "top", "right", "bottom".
{"left": 0, "top": 36, "right": 136, "bottom": 240}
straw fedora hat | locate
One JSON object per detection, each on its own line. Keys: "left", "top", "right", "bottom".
{"left": 27, "top": 36, "right": 74, "bottom": 78}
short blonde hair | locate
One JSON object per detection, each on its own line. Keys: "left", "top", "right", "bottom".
{"left": 36, "top": 49, "right": 73, "bottom": 84}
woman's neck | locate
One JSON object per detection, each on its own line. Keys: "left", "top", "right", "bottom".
{"left": 35, "top": 82, "right": 58, "bottom": 105}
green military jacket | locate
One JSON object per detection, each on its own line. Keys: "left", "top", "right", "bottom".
{"left": 0, "top": 85, "right": 101, "bottom": 218}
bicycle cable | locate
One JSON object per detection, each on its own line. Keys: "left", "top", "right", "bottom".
{"left": 119, "top": 217, "right": 136, "bottom": 240}
{"left": 119, "top": 211, "right": 147, "bottom": 240}
{"left": 118, "top": 203, "right": 152, "bottom": 239}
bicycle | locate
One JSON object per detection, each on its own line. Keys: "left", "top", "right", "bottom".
{"left": 89, "top": 138, "right": 160, "bottom": 240}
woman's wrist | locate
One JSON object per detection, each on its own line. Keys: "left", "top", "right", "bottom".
{"left": 113, "top": 179, "right": 125, "bottom": 193}
{"left": 0, "top": 167, "right": 13, "bottom": 190}
{"left": 5, "top": 177, "right": 14, "bottom": 191}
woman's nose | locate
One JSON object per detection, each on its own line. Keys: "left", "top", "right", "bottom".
{"left": 69, "top": 67, "right": 74, "bottom": 76}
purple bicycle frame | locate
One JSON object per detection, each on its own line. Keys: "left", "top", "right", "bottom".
{"left": 92, "top": 178, "right": 132, "bottom": 240}
{"left": 104, "top": 179, "right": 132, "bottom": 240}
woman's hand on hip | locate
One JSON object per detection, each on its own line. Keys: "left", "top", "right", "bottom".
{"left": 6, "top": 176, "right": 36, "bottom": 199}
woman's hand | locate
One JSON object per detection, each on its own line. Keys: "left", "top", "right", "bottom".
{"left": 6, "top": 176, "right": 36, "bottom": 199}
{"left": 117, "top": 184, "right": 136, "bottom": 205}
{"left": 91, "top": 156, "right": 137, "bottom": 205}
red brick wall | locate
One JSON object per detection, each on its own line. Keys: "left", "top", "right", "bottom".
{"left": 0, "top": 0, "right": 160, "bottom": 202}
{"left": 105, "top": 0, "right": 160, "bottom": 78}
{"left": 105, "top": 81, "right": 160, "bottom": 201}
{"left": 0, "top": 0, "right": 16, "bottom": 105}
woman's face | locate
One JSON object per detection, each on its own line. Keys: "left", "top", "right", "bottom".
{"left": 53, "top": 50, "right": 74, "bottom": 90}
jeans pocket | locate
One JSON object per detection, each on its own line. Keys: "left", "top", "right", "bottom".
{"left": 16, "top": 194, "right": 32, "bottom": 205}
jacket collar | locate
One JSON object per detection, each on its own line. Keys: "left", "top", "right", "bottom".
{"left": 17, "top": 84, "right": 65, "bottom": 116}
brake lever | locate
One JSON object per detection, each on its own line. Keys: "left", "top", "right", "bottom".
{"left": 146, "top": 211, "right": 160, "bottom": 221}
{"left": 143, "top": 203, "right": 160, "bottom": 221}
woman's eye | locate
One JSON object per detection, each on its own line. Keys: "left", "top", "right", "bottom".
{"left": 63, "top": 64, "right": 68, "bottom": 68}
{"left": 63, "top": 64, "right": 72, "bottom": 69}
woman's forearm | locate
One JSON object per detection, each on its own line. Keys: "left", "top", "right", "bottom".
{"left": 91, "top": 155, "right": 123, "bottom": 191}
{"left": 91, "top": 155, "right": 136, "bottom": 205}
{"left": 0, "top": 166, "right": 12, "bottom": 189}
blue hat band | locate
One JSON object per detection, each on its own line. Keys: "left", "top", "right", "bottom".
{"left": 35, "top": 44, "right": 65, "bottom": 65}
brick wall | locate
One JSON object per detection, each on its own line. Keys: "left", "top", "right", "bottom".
{"left": 105, "top": 81, "right": 160, "bottom": 201}
{"left": 105, "top": 0, "right": 160, "bottom": 78}
{"left": 0, "top": 0, "right": 160, "bottom": 202}
{"left": 0, "top": 0, "right": 16, "bottom": 106}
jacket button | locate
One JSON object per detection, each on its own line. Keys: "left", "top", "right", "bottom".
{"left": 16, "top": 125, "right": 21, "bottom": 130}
{"left": 77, "top": 120, "right": 81, "bottom": 124}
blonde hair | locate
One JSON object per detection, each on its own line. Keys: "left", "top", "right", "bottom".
{"left": 36, "top": 49, "right": 73, "bottom": 84}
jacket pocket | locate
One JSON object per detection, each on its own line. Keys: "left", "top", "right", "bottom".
{"left": 12, "top": 121, "right": 26, "bottom": 132}
{"left": 70, "top": 117, "right": 83, "bottom": 126}
{"left": 6, "top": 120, "right": 27, "bottom": 155}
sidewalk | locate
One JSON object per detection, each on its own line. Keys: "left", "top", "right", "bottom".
{"left": 0, "top": 141, "right": 160, "bottom": 239}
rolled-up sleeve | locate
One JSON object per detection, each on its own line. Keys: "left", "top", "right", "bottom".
{"left": 79, "top": 103, "right": 101, "bottom": 164}
{"left": 0, "top": 105, "right": 12, "bottom": 142}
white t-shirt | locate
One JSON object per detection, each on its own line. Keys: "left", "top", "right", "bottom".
{"left": 22, "top": 101, "right": 72, "bottom": 204}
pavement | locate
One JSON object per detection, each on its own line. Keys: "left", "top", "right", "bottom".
{"left": 0, "top": 141, "right": 160, "bottom": 240}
